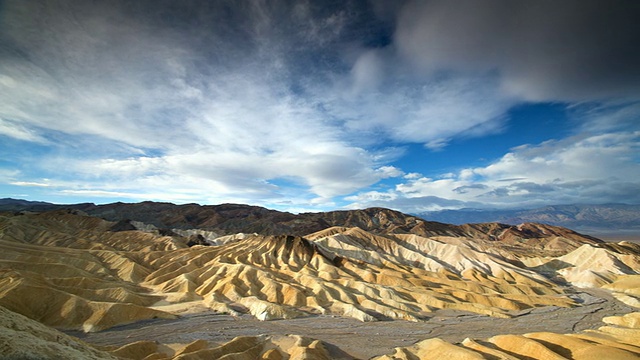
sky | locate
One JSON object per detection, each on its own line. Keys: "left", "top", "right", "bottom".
{"left": 1, "top": 0, "right": 639, "bottom": 214}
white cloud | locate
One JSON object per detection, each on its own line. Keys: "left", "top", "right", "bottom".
{"left": 376, "top": 166, "right": 404, "bottom": 178}
{"left": 10, "top": 181, "right": 51, "bottom": 187}
{"left": 472, "top": 132, "right": 640, "bottom": 184}
{"left": 344, "top": 193, "right": 475, "bottom": 213}
{"left": 350, "top": 49, "right": 386, "bottom": 94}
{"left": 0, "top": 118, "right": 46, "bottom": 143}
{"left": 60, "top": 136, "right": 403, "bottom": 207}
{"left": 424, "top": 138, "right": 449, "bottom": 151}
{"left": 344, "top": 190, "right": 398, "bottom": 203}
{"left": 328, "top": 73, "right": 514, "bottom": 147}
{"left": 346, "top": 131, "right": 640, "bottom": 210}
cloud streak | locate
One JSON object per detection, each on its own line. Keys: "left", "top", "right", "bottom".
{"left": 1, "top": 0, "right": 639, "bottom": 211}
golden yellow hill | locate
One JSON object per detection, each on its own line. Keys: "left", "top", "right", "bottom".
{"left": 372, "top": 312, "right": 640, "bottom": 360}
{"left": 0, "top": 305, "right": 117, "bottom": 360}
{"left": 522, "top": 242, "right": 640, "bottom": 307}
{"left": 0, "top": 211, "right": 586, "bottom": 332}
{"left": 0, "top": 304, "right": 338, "bottom": 360}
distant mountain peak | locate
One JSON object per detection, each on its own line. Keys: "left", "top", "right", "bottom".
{"left": 416, "top": 203, "right": 640, "bottom": 237}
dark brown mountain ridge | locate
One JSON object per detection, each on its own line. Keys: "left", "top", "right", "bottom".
{"left": 0, "top": 199, "right": 602, "bottom": 246}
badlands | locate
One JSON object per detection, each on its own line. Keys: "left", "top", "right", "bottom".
{"left": 0, "top": 203, "right": 639, "bottom": 359}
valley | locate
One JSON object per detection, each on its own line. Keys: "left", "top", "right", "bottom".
{"left": 72, "top": 288, "right": 635, "bottom": 359}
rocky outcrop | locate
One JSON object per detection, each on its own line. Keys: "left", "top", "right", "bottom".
{"left": 0, "top": 211, "right": 611, "bottom": 332}
{"left": 0, "top": 200, "right": 606, "bottom": 244}
{"left": 0, "top": 208, "right": 638, "bottom": 359}
{"left": 0, "top": 305, "right": 118, "bottom": 360}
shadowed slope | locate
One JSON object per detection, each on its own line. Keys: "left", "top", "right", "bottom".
{"left": 0, "top": 305, "right": 118, "bottom": 359}
{"left": 0, "top": 211, "right": 584, "bottom": 331}
{"left": 1, "top": 208, "right": 640, "bottom": 359}
{"left": 0, "top": 211, "right": 179, "bottom": 331}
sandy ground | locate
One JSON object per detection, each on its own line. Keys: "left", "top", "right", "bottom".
{"left": 70, "top": 288, "right": 636, "bottom": 360}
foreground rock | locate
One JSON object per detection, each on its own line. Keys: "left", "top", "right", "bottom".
{"left": 0, "top": 304, "right": 336, "bottom": 359}
{"left": 373, "top": 312, "right": 640, "bottom": 360}
{"left": 0, "top": 305, "right": 117, "bottom": 360}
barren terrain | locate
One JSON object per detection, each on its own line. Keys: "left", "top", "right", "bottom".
{"left": 1, "top": 206, "right": 639, "bottom": 359}
{"left": 72, "top": 288, "right": 635, "bottom": 359}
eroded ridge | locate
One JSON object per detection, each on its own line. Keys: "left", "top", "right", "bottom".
{"left": 1, "top": 209, "right": 639, "bottom": 359}
{"left": 0, "top": 211, "right": 590, "bottom": 331}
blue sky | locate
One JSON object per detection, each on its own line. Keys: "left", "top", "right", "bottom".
{"left": 1, "top": 0, "right": 639, "bottom": 213}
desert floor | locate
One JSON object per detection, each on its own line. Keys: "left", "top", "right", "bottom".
{"left": 71, "top": 288, "right": 634, "bottom": 359}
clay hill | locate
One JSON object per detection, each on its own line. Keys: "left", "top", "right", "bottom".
{"left": 1, "top": 202, "right": 639, "bottom": 359}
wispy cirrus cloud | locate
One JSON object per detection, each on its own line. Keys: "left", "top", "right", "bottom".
{"left": 10, "top": 181, "right": 51, "bottom": 188}
{"left": 1, "top": 0, "right": 639, "bottom": 211}
{"left": 0, "top": 118, "right": 46, "bottom": 143}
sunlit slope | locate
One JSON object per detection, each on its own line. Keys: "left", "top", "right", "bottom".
{"left": 522, "top": 241, "right": 640, "bottom": 307}
{"left": 143, "top": 230, "right": 576, "bottom": 322}
{"left": 0, "top": 210, "right": 637, "bottom": 333}
{"left": 373, "top": 312, "right": 640, "bottom": 360}
{"left": 0, "top": 211, "right": 180, "bottom": 331}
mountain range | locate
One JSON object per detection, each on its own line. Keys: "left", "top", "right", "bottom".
{"left": 4, "top": 198, "right": 639, "bottom": 237}
{"left": 416, "top": 204, "right": 640, "bottom": 238}
{"left": 1, "top": 198, "right": 640, "bottom": 359}
{"left": 0, "top": 198, "right": 604, "bottom": 242}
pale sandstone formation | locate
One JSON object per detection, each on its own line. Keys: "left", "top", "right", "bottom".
{"left": 372, "top": 312, "right": 640, "bottom": 360}
{"left": 110, "top": 335, "right": 335, "bottom": 360}
{"left": 171, "top": 335, "right": 332, "bottom": 360}
{"left": 1, "top": 209, "right": 639, "bottom": 360}
{"left": 0, "top": 213, "right": 179, "bottom": 331}
{"left": 0, "top": 211, "right": 586, "bottom": 332}
{"left": 143, "top": 231, "right": 574, "bottom": 322}
{"left": 4, "top": 297, "right": 638, "bottom": 360}
{"left": 0, "top": 211, "right": 637, "bottom": 331}
{"left": 374, "top": 338, "right": 485, "bottom": 360}
{"left": 521, "top": 242, "right": 640, "bottom": 307}
{"left": 0, "top": 305, "right": 117, "bottom": 360}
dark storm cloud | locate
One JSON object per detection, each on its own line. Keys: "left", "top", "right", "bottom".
{"left": 396, "top": 0, "right": 640, "bottom": 102}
